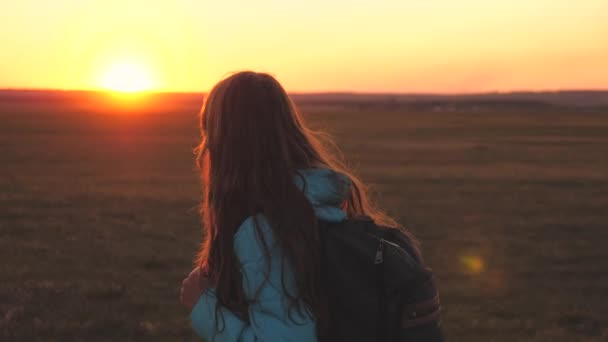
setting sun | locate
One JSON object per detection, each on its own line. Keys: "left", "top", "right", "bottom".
{"left": 100, "top": 62, "right": 154, "bottom": 93}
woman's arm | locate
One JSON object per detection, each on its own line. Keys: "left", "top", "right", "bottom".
{"left": 190, "top": 215, "right": 317, "bottom": 341}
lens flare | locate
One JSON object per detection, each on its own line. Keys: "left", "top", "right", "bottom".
{"left": 459, "top": 255, "right": 485, "bottom": 274}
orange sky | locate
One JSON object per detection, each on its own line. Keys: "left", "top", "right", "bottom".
{"left": 0, "top": 0, "right": 607, "bottom": 93}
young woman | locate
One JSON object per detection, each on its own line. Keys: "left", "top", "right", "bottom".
{"left": 180, "top": 71, "right": 441, "bottom": 341}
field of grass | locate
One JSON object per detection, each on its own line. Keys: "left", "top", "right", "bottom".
{"left": 1, "top": 92, "right": 607, "bottom": 341}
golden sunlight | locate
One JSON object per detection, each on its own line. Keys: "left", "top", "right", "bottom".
{"left": 100, "top": 61, "right": 154, "bottom": 93}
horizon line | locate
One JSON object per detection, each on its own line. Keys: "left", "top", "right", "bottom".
{"left": 1, "top": 87, "right": 608, "bottom": 97}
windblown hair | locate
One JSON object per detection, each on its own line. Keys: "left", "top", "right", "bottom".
{"left": 194, "top": 71, "right": 413, "bottom": 335}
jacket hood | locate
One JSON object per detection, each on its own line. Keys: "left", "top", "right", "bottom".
{"left": 295, "top": 168, "right": 351, "bottom": 222}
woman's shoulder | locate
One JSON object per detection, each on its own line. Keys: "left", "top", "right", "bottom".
{"left": 233, "top": 214, "right": 277, "bottom": 264}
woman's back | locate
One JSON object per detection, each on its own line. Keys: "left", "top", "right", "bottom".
{"left": 191, "top": 168, "right": 350, "bottom": 340}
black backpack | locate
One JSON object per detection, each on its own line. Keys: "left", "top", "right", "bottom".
{"left": 318, "top": 216, "right": 444, "bottom": 342}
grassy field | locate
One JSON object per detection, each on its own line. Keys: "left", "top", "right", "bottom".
{"left": 1, "top": 92, "right": 607, "bottom": 341}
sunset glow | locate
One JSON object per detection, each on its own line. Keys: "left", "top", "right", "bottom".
{"left": 1, "top": 0, "right": 607, "bottom": 93}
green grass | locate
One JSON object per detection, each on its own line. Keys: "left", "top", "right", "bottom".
{"left": 1, "top": 96, "right": 607, "bottom": 341}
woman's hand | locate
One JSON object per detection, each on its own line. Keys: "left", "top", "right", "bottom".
{"left": 180, "top": 267, "right": 210, "bottom": 311}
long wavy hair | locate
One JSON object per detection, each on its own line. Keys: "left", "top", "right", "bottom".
{"left": 194, "top": 71, "right": 412, "bottom": 336}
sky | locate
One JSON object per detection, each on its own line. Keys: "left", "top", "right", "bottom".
{"left": 0, "top": 0, "right": 607, "bottom": 93}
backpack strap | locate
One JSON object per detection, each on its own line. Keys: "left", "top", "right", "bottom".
{"left": 401, "top": 293, "right": 441, "bottom": 328}
{"left": 399, "top": 273, "right": 444, "bottom": 341}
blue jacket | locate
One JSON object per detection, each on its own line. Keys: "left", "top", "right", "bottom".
{"left": 191, "top": 168, "right": 351, "bottom": 341}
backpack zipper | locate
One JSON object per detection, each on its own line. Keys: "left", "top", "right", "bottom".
{"left": 374, "top": 239, "right": 385, "bottom": 264}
